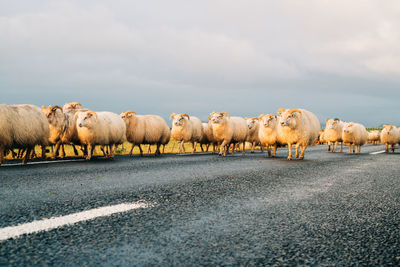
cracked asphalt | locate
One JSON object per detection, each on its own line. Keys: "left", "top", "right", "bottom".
{"left": 1, "top": 144, "right": 400, "bottom": 266}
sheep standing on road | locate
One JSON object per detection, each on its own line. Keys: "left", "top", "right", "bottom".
{"left": 246, "top": 117, "right": 262, "bottom": 153}
{"left": 209, "top": 112, "right": 248, "bottom": 156}
{"left": 277, "top": 108, "right": 320, "bottom": 160}
{"left": 0, "top": 104, "right": 50, "bottom": 165}
{"left": 75, "top": 110, "right": 126, "bottom": 160}
{"left": 342, "top": 122, "right": 368, "bottom": 154}
{"left": 170, "top": 113, "right": 203, "bottom": 154}
{"left": 368, "top": 130, "right": 381, "bottom": 145}
{"left": 380, "top": 125, "right": 400, "bottom": 153}
{"left": 324, "top": 118, "right": 344, "bottom": 152}
{"left": 258, "top": 114, "right": 279, "bottom": 157}
{"left": 199, "top": 121, "right": 217, "bottom": 152}
{"left": 120, "top": 111, "right": 170, "bottom": 156}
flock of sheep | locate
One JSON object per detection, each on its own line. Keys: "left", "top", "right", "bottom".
{"left": 0, "top": 102, "right": 395, "bottom": 166}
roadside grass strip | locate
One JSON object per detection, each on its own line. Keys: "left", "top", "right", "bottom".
{"left": 0, "top": 201, "right": 153, "bottom": 242}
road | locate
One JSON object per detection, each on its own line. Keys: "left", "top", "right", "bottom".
{"left": 1, "top": 144, "right": 399, "bottom": 266}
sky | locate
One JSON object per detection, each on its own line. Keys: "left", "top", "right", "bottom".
{"left": 1, "top": 0, "right": 400, "bottom": 126}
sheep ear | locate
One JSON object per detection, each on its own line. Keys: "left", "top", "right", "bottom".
{"left": 169, "top": 113, "right": 176, "bottom": 120}
{"left": 207, "top": 116, "right": 211, "bottom": 120}
{"left": 258, "top": 114, "right": 264, "bottom": 119}
{"left": 277, "top": 108, "right": 285, "bottom": 116}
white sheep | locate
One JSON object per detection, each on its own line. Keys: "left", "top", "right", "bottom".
{"left": 170, "top": 113, "right": 203, "bottom": 153}
{"left": 75, "top": 110, "right": 126, "bottom": 160}
{"left": 368, "top": 130, "right": 381, "bottom": 145}
{"left": 258, "top": 114, "right": 279, "bottom": 157}
{"left": 380, "top": 125, "right": 400, "bottom": 153}
{"left": 209, "top": 112, "right": 248, "bottom": 156}
{"left": 245, "top": 117, "right": 263, "bottom": 153}
{"left": 277, "top": 108, "right": 320, "bottom": 160}
{"left": 0, "top": 104, "right": 50, "bottom": 165}
{"left": 120, "top": 110, "right": 171, "bottom": 156}
{"left": 324, "top": 118, "right": 344, "bottom": 152}
{"left": 342, "top": 122, "right": 368, "bottom": 154}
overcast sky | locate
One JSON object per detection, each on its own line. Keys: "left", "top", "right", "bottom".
{"left": 1, "top": 0, "right": 400, "bottom": 126}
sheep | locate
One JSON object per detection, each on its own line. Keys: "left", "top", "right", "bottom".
{"left": 380, "top": 125, "right": 400, "bottom": 153}
{"left": 75, "top": 110, "right": 126, "bottom": 160}
{"left": 324, "top": 118, "right": 344, "bottom": 152}
{"left": 258, "top": 114, "right": 280, "bottom": 157}
{"left": 0, "top": 104, "right": 50, "bottom": 165}
{"left": 317, "top": 130, "right": 326, "bottom": 145}
{"left": 277, "top": 108, "right": 320, "bottom": 160}
{"left": 170, "top": 113, "right": 203, "bottom": 154}
{"left": 209, "top": 112, "right": 248, "bottom": 156}
{"left": 342, "top": 122, "right": 368, "bottom": 154}
{"left": 368, "top": 130, "right": 381, "bottom": 145}
{"left": 245, "top": 117, "right": 263, "bottom": 153}
{"left": 120, "top": 110, "right": 171, "bottom": 156}
{"left": 63, "top": 101, "right": 82, "bottom": 113}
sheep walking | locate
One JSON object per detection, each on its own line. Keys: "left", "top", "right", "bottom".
{"left": 170, "top": 113, "right": 203, "bottom": 154}
{"left": 368, "top": 130, "right": 381, "bottom": 145}
{"left": 277, "top": 108, "right": 320, "bottom": 160}
{"left": 258, "top": 114, "right": 279, "bottom": 157}
{"left": 246, "top": 117, "right": 263, "bottom": 153}
{"left": 324, "top": 118, "right": 344, "bottom": 152}
{"left": 75, "top": 110, "right": 126, "bottom": 160}
{"left": 342, "top": 122, "right": 368, "bottom": 154}
{"left": 380, "top": 125, "right": 399, "bottom": 153}
{"left": 121, "top": 111, "right": 170, "bottom": 156}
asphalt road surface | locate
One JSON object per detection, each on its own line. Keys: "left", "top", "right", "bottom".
{"left": 1, "top": 144, "right": 399, "bottom": 266}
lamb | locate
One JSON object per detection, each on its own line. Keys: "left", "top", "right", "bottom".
{"left": 258, "top": 114, "right": 279, "bottom": 157}
{"left": 75, "top": 110, "right": 126, "bottom": 160}
{"left": 209, "top": 112, "right": 248, "bottom": 156}
{"left": 380, "top": 125, "right": 400, "bottom": 153}
{"left": 0, "top": 104, "right": 50, "bottom": 165}
{"left": 277, "top": 108, "right": 320, "bottom": 160}
{"left": 342, "top": 122, "right": 368, "bottom": 154}
{"left": 170, "top": 113, "right": 203, "bottom": 153}
{"left": 324, "top": 118, "right": 344, "bottom": 152}
{"left": 120, "top": 110, "right": 171, "bottom": 156}
{"left": 245, "top": 117, "right": 263, "bottom": 153}
{"left": 368, "top": 130, "right": 381, "bottom": 145}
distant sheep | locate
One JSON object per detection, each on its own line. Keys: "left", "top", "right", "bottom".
{"left": 245, "top": 117, "right": 262, "bottom": 153}
{"left": 63, "top": 101, "right": 82, "bottom": 113}
{"left": 368, "top": 130, "right": 381, "bottom": 145}
{"left": 277, "top": 108, "right": 320, "bottom": 160}
{"left": 75, "top": 110, "right": 126, "bottom": 160}
{"left": 170, "top": 113, "right": 203, "bottom": 153}
{"left": 120, "top": 110, "right": 171, "bottom": 156}
{"left": 199, "top": 121, "right": 217, "bottom": 152}
{"left": 324, "top": 118, "right": 344, "bottom": 152}
{"left": 0, "top": 104, "right": 50, "bottom": 164}
{"left": 342, "top": 122, "right": 368, "bottom": 153}
{"left": 380, "top": 125, "right": 399, "bottom": 153}
{"left": 209, "top": 112, "right": 248, "bottom": 156}
{"left": 258, "top": 114, "right": 279, "bottom": 157}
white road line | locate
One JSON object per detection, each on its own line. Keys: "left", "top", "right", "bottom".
{"left": 370, "top": 150, "right": 386, "bottom": 155}
{"left": 0, "top": 201, "right": 153, "bottom": 242}
{"left": 1, "top": 159, "right": 85, "bottom": 167}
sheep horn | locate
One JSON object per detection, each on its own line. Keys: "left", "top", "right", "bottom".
{"left": 52, "top": 105, "right": 63, "bottom": 112}
{"left": 71, "top": 102, "right": 82, "bottom": 109}
{"left": 182, "top": 113, "right": 190, "bottom": 120}
{"left": 334, "top": 118, "right": 340, "bottom": 122}
{"left": 221, "top": 112, "right": 231, "bottom": 118}
{"left": 125, "top": 110, "right": 136, "bottom": 117}
{"left": 258, "top": 114, "right": 265, "bottom": 119}
{"left": 207, "top": 116, "right": 211, "bottom": 120}
{"left": 251, "top": 117, "right": 258, "bottom": 120}
{"left": 288, "top": 109, "right": 302, "bottom": 117}
{"left": 269, "top": 114, "right": 277, "bottom": 119}
{"left": 277, "top": 108, "right": 285, "bottom": 115}
{"left": 169, "top": 113, "right": 177, "bottom": 120}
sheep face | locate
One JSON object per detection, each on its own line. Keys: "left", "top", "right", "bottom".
{"left": 246, "top": 118, "right": 258, "bottom": 130}
{"left": 120, "top": 111, "right": 136, "bottom": 123}
{"left": 63, "top": 102, "right": 82, "bottom": 113}
{"left": 210, "top": 112, "right": 227, "bottom": 124}
{"left": 76, "top": 111, "right": 98, "bottom": 128}
{"left": 41, "top": 105, "right": 63, "bottom": 124}
{"left": 326, "top": 119, "right": 341, "bottom": 130}
{"left": 279, "top": 111, "right": 301, "bottom": 129}
{"left": 171, "top": 114, "right": 190, "bottom": 127}
{"left": 259, "top": 114, "right": 277, "bottom": 128}
{"left": 343, "top": 122, "right": 355, "bottom": 134}
{"left": 383, "top": 125, "right": 396, "bottom": 135}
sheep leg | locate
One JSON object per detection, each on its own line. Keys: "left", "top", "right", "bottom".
{"left": 0, "top": 147, "right": 4, "bottom": 165}
{"left": 162, "top": 144, "right": 166, "bottom": 154}
{"left": 328, "top": 142, "right": 331, "bottom": 151}
{"left": 295, "top": 144, "right": 300, "bottom": 158}
{"left": 41, "top": 145, "right": 46, "bottom": 160}
{"left": 300, "top": 145, "right": 307, "bottom": 159}
{"left": 287, "top": 143, "right": 292, "bottom": 160}
{"left": 155, "top": 143, "right": 161, "bottom": 155}
{"left": 192, "top": 142, "right": 197, "bottom": 153}
{"left": 53, "top": 142, "right": 61, "bottom": 159}
{"left": 148, "top": 145, "right": 151, "bottom": 154}
{"left": 72, "top": 145, "right": 79, "bottom": 156}
{"left": 86, "top": 144, "right": 92, "bottom": 160}
{"left": 261, "top": 145, "right": 264, "bottom": 153}
{"left": 178, "top": 141, "right": 184, "bottom": 154}
{"left": 340, "top": 142, "right": 343, "bottom": 152}
{"left": 391, "top": 144, "right": 395, "bottom": 153}
{"left": 251, "top": 142, "right": 255, "bottom": 153}
{"left": 272, "top": 144, "right": 278, "bottom": 157}
{"left": 100, "top": 146, "right": 107, "bottom": 158}
{"left": 358, "top": 145, "right": 362, "bottom": 153}
{"left": 110, "top": 145, "right": 116, "bottom": 158}
{"left": 61, "top": 144, "right": 66, "bottom": 158}
{"left": 23, "top": 147, "right": 32, "bottom": 164}
{"left": 385, "top": 143, "right": 389, "bottom": 153}
{"left": 266, "top": 145, "right": 271, "bottom": 157}
{"left": 129, "top": 144, "right": 135, "bottom": 156}
{"left": 353, "top": 145, "right": 355, "bottom": 153}
{"left": 206, "top": 144, "right": 210, "bottom": 152}
{"left": 219, "top": 140, "right": 229, "bottom": 156}
{"left": 242, "top": 142, "right": 246, "bottom": 155}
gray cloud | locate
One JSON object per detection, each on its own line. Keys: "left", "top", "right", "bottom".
{"left": 1, "top": 0, "right": 400, "bottom": 126}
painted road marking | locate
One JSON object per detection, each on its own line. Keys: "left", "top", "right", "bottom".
{"left": 0, "top": 201, "right": 153, "bottom": 242}
{"left": 370, "top": 150, "right": 386, "bottom": 155}
{"left": 1, "top": 159, "right": 85, "bottom": 167}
